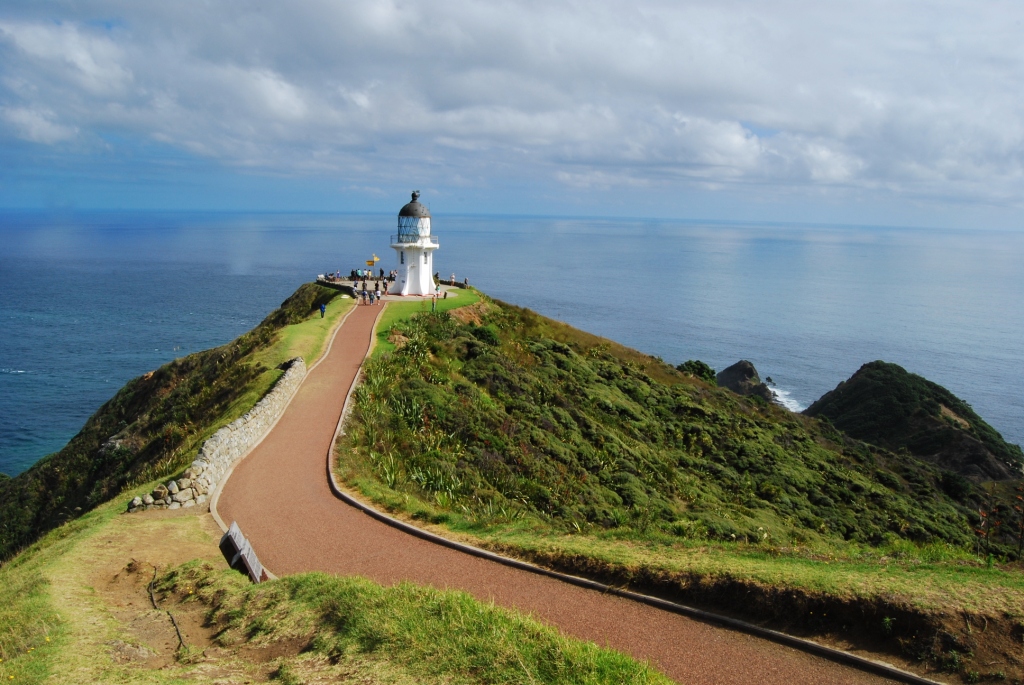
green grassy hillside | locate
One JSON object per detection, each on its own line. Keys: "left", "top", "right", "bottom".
{"left": 804, "top": 361, "right": 1023, "bottom": 482}
{"left": 343, "top": 300, "right": 981, "bottom": 549}
{"left": 0, "top": 283, "right": 345, "bottom": 562}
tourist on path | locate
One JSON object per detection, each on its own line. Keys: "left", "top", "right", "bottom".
{"left": 374, "top": 282, "right": 382, "bottom": 304}
{"left": 320, "top": 303, "right": 326, "bottom": 318}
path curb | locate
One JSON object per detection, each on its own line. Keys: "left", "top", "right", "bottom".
{"left": 324, "top": 306, "right": 943, "bottom": 685}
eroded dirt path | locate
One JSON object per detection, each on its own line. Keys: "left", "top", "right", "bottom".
{"left": 217, "top": 303, "right": 901, "bottom": 685}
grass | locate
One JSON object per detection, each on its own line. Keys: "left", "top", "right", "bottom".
{"left": 252, "top": 292, "right": 353, "bottom": 370}
{"left": 161, "top": 561, "right": 671, "bottom": 685}
{"left": 373, "top": 287, "right": 481, "bottom": 356}
{"left": 0, "top": 505, "right": 115, "bottom": 683}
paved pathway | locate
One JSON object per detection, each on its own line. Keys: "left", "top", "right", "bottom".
{"left": 217, "top": 302, "right": 899, "bottom": 685}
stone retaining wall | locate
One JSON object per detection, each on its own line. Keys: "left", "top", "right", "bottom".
{"left": 127, "top": 357, "right": 307, "bottom": 513}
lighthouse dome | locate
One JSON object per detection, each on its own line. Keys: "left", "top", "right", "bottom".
{"left": 399, "top": 191, "right": 430, "bottom": 218}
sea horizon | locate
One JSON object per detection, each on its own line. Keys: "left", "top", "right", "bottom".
{"left": 2, "top": 210, "right": 1022, "bottom": 477}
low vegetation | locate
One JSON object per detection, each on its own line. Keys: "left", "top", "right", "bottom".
{"left": 0, "top": 283, "right": 349, "bottom": 562}
{"left": 161, "top": 561, "right": 670, "bottom": 685}
{"left": 337, "top": 295, "right": 1024, "bottom": 681}
{"left": 343, "top": 298, "right": 987, "bottom": 548}
{"left": 806, "top": 360, "right": 1023, "bottom": 481}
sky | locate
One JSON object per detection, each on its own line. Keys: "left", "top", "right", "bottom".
{"left": 1, "top": 1, "right": 1024, "bottom": 228}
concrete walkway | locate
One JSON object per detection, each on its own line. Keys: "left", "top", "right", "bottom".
{"left": 215, "top": 302, "right": 900, "bottom": 685}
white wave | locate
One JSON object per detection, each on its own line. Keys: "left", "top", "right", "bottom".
{"left": 0, "top": 368, "right": 27, "bottom": 374}
{"left": 772, "top": 386, "right": 805, "bottom": 412}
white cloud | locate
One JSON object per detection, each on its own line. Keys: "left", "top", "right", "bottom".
{"left": 0, "top": 21, "right": 131, "bottom": 95}
{"left": 2, "top": 1, "right": 1024, "bottom": 213}
{"left": 2, "top": 106, "right": 77, "bottom": 143}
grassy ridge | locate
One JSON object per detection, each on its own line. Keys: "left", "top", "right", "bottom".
{"left": 162, "top": 561, "right": 670, "bottom": 685}
{"left": 341, "top": 299, "right": 977, "bottom": 548}
{"left": 0, "top": 283, "right": 349, "bottom": 562}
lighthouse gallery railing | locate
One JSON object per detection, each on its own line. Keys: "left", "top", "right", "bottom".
{"left": 391, "top": 234, "right": 439, "bottom": 245}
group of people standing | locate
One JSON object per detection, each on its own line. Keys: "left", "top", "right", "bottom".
{"left": 350, "top": 268, "right": 398, "bottom": 282}
{"left": 357, "top": 280, "right": 385, "bottom": 306}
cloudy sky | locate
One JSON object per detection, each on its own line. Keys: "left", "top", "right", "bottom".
{"left": 1, "top": 1, "right": 1023, "bottom": 227}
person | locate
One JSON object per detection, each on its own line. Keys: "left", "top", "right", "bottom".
{"left": 450, "top": 272, "right": 456, "bottom": 285}
{"left": 379, "top": 267, "right": 384, "bottom": 279}
{"left": 320, "top": 303, "right": 326, "bottom": 318}
{"left": 368, "top": 290, "right": 375, "bottom": 305}
{"left": 374, "top": 282, "right": 382, "bottom": 304}
{"left": 361, "top": 285, "right": 368, "bottom": 305}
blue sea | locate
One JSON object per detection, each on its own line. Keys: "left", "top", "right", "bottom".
{"left": 1, "top": 211, "right": 1022, "bottom": 477}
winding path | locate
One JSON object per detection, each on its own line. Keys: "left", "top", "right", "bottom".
{"left": 216, "top": 302, "right": 903, "bottom": 685}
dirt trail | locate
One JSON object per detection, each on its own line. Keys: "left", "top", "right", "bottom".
{"left": 217, "top": 303, "right": 901, "bottom": 685}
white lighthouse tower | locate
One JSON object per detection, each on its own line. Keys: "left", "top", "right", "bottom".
{"left": 389, "top": 191, "right": 439, "bottom": 296}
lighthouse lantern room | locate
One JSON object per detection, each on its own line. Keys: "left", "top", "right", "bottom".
{"left": 389, "top": 191, "right": 439, "bottom": 296}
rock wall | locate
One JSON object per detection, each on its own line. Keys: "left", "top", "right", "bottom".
{"left": 127, "top": 357, "right": 307, "bottom": 513}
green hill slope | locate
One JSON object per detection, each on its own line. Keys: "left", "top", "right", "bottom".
{"left": 0, "top": 283, "right": 343, "bottom": 562}
{"left": 342, "top": 300, "right": 986, "bottom": 549}
{"left": 804, "top": 361, "right": 1023, "bottom": 482}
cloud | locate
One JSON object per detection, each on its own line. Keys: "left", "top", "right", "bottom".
{"left": 1, "top": 1, "right": 1024, "bottom": 214}
{"left": 2, "top": 106, "right": 77, "bottom": 143}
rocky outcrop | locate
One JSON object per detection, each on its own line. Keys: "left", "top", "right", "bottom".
{"left": 805, "top": 360, "right": 1023, "bottom": 481}
{"left": 127, "top": 357, "right": 307, "bottom": 513}
{"left": 716, "top": 360, "right": 777, "bottom": 404}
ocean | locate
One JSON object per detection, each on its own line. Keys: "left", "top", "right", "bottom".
{"left": 1, "top": 211, "right": 1022, "bottom": 477}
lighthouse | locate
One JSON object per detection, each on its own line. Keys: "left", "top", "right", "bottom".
{"left": 389, "top": 191, "right": 439, "bottom": 296}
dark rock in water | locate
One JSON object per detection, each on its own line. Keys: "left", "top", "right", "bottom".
{"left": 716, "top": 360, "right": 776, "bottom": 403}
{"left": 805, "top": 360, "right": 1023, "bottom": 481}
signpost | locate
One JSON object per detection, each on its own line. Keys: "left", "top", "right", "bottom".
{"left": 219, "top": 521, "right": 268, "bottom": 583}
